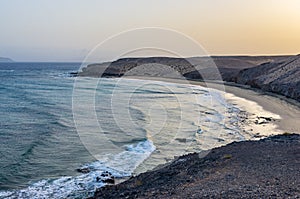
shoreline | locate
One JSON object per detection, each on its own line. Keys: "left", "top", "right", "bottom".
{"left": 76, "top": 75, "right": 300, "bottom": 198}
{"left": 122, "top": 76, "right": 300, "bottom": 136}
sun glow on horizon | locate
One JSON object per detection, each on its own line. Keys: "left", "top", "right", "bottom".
{"left": 0, "top": 0, "right": 299, "bottom": 61}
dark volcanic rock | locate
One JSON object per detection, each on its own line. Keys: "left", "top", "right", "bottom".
{"left": 101, "top": 178, "right": 115, "bottom": 184}
{"left": 89, "top": 134, "right": 300, "bottom": 199}
{"left": 76, "top": 167, "right": 90, "bottom": 174}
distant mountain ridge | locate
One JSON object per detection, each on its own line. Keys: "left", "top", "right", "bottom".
{"left": 0, "top": 57, "right": 14, "bottom": 62}
{"left": 78, "top": 56, "right": 286, "bottom": 81}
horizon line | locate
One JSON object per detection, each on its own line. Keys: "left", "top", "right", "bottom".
{"left": 5, "top": 53, "right": 299, "bottom": 63}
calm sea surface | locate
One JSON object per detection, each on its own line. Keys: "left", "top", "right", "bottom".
{"left": 0, "top": 63, "right": 246, "bottom": 198}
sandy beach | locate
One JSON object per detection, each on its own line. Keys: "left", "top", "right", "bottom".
{"left": 85, "top": 76, "right": 300, "bottom": 198}
{"left": 3, "top": 1, "right": 300, "bottom": 198}
{"left": 123, "top": 76, "right": 300, "bottom": 136}
{"left": 222, "top": 83, "right": 300, "bottom": 135}
{"left": 76, "top": 56, "right": 300, "bottom": 198}
{"left": 77, "top": 55, "right": 300, "bottom": 138}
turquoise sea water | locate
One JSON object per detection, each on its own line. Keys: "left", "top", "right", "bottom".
{"left": 0, "top": 63, "right": 246, "bottom": 198}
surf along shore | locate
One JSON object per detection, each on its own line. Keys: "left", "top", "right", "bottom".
{"left": 124, "top": 76, "right": 300, "bottom": 137}
{"left": 75, "top": 56, "right": 300, "bottom": 198}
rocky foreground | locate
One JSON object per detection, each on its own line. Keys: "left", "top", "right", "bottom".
{"left": 78, "top": 55, "right": 300, "bottom": 101}
{"left": 89, "top": 134, "right": 300, "bottom": 198}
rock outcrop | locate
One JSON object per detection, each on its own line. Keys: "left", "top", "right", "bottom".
{"left": 90, "top": 134, "right": 300, "bottom": 199}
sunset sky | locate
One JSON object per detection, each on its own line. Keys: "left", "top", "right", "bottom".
{"left": 0, "top": 0, "right": 300, "bottom": 61}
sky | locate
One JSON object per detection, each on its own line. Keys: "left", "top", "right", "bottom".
{"left": 0, "top": 0, "right": 300, "bottom": 62}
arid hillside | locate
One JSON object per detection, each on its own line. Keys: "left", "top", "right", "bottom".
{"left": 77, "top": 55, "right": 299, "bottom": 101}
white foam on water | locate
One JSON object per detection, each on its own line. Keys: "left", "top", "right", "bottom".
{"left": 90, "top": 139, "right": 156, "bottom": 174}
{"left": 0, "top": 140, "right": 155, "bottom": 199}
{"left": 0, "top": 69, "right": 14, "bottom": 73}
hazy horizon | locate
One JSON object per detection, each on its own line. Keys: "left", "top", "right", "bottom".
{"left": 1, "top": 0, "right": 300, "bottom": 62}
{"left": 1, "top": 53, "right": 299, "bottom": 64}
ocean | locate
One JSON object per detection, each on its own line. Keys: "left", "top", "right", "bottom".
{"left": 0, "top": 63, "right": 246, "bottom": 198}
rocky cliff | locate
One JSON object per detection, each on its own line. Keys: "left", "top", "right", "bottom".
{"left": 77, "top": 55, "right": 299, "bottom": 101}
{"left": 236, "top": 55, "right": 300, "bottom": 101}
{"left": 79, "top": 56, "right": 283, "bottom": 80}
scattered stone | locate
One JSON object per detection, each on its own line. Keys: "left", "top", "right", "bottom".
{"left": 101, "top": 178, "right": 115, "bottom": 184}
{"left": 76, "top": 167, "right": 90, "bottom": 173}
{"left": 175, "top": 138, "right": 187, "bottom": 143}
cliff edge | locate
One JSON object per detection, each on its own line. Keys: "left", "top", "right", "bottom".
{"left": 77, "top": 55, "right": 299, "bottom": 102}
